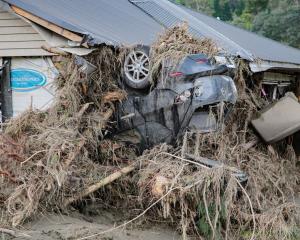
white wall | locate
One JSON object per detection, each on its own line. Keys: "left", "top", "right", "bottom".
{"left": 11, "top": 57, "right": 58, "bottom": 116}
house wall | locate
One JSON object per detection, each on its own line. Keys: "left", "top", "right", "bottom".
{"left": 11, "top": 57, "right": 58, "bottom": 117}
{"left": 0, "top": 9, "right": 53, "bottom": 57}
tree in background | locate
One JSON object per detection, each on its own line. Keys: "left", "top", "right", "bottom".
{"left": 175, "top": 0, "right": 214, "bottom": 15}
{"left": 173, "top": 0, "right": 300, "bottom": 49}
{"left": 245, "top": 0, "right": 269, "bottom": 14}
{"left": 175, "top": 0, "right": 246, "bottom": 21}
{"left": 237, "top": 0, "right": 300, "bottom": 48}
{"left": 212, "top": 0, "right": 232, "bottom": 21}
{"left": 253, "top": 5, "right": 300, "bottom": 48}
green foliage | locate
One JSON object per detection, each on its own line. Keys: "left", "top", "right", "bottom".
{"left": 196, "top": 198, "right": 227, "bottom": 239}
{"left": 174, "top": 0, "right": 214, "bottom": 15}
{"left": 212, "top": 0, "right": 232, "bottom": 21}
{"left": 232, "top": 11, "right": 253, "bottom": 30}
{"left": 172, "top": 0, "right": 300, "bottom": 49}
{"left": 245, "top": 0, "right": 269, "bottom": 14}
{"left": 252, "top": 5, "right": 300, "bottom": 48}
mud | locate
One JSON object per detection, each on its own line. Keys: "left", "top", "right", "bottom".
{"left": 3, "top": 211, "right": 181, "bottom": 240}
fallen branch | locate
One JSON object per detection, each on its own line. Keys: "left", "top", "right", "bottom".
{"left": 63, "top": 164, "right": 136, "bottom": 207}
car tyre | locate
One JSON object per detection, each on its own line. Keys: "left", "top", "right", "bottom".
{"left": 123, "top": 45, "right": 151, "bottom": 89}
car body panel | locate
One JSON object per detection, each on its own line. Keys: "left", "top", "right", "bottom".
{"left": 115, "top": 53, "right": 238, "bottom": 149}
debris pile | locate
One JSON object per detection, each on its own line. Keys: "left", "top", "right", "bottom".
{"left": 150, "top": 23, "right": 219, "bottom": 82}
{"left": 0, "top": 25, "right": 299, "bottom": 240}
{"left": 0, "top": 47, "right": 129, "bottom": 226}
{"left": 137, "top": 99, "right": 299, "bottom": 239}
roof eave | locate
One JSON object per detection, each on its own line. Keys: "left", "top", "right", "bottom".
{"left": 250, "top": 60, "right": 300, "bottom": 73}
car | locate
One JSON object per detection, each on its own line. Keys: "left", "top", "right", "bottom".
{"left": 113, "top": 46, "right": 238, "bottom": 150}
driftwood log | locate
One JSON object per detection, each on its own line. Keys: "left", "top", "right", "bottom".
{"left": 63, "top": 164, "right": 136, "bottom": 207}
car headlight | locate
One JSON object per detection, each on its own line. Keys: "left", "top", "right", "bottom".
{"left": 175, "top": 90, "right": 191, "bottom": 103}
{"left": 194, "top": 85, "right": 204, "bottom": 97}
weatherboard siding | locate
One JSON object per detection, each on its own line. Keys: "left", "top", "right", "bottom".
{"left": 0, "top": 12, "right": 18, "bottom": 20}
{"left": 0, "top": 10, "right": 52, "bottom": 57}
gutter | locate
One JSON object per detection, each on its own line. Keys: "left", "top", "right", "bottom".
{"left": 250, "top": 60, "right": 300, "bottom": 73}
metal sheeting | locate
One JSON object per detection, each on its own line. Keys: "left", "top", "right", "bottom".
{"left": 180, "top": 5, "right": 300, "bottom": 65}
{"left": 2, "top": 0, "right": 300, "bottom": 65}
{"left": 3, "top": 0, "right": 164, "bottom": 46}
{"left": 130, "top": 0, "right": 253, "bottom": 60}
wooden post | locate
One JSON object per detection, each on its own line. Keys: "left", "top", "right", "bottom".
{"left": 1, "top": 58, "right": 13, "bottom": 122}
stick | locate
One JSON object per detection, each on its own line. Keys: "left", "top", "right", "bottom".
{"left": 77, "top": 103, "right": 93, "bottom": 118}
{"left": 21, "top": 150, "right": 48, "bottom": 165}
{"left": 242, "top": 139, "right": 259, "bottom": 151}
{"left": 234, "top": 178, "right": 256, "bottom": 240}
{"left": 202, "top": 183, "right": 216, "bottom": 239}
{"left": 63, "top": 164, "right": 136, "bottom": 207}
{"left": 0, "top": 228, "right": 30, "bottom": 238}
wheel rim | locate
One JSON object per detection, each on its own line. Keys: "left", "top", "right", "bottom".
{"left": 124, "top": 50, "right": 150, "bottom": 83}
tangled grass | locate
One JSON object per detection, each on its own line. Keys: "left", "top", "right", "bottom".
{"left": 0, "top": 24, "right": 299, "bottom": 240}
{"left": 134, "top": 93, "right": 299, "bottom": 240}
{"left": 0, "top": 47, "right": 128, "bottom": 227}
{"left": 150, "top": 22, "right": 219, "bottom": 84}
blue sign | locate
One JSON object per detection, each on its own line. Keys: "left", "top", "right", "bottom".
{"left": 11, "top": 69, "right": 47, "bottom": 92}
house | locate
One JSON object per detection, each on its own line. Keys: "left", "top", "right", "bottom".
{"left": 0, "top": 0, "right": 300, "bottom": 121}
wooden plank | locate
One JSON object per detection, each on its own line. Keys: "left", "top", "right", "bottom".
{"left": 0, "top": 33, "right": 42, "bottom": 42}
{"left": 11, "top": 5, "right": 83, "bottom": 43}
{"left": 0, "top": 19, "right": 30, "bottom": 27}
{"left": 0, "top": 41, "right": 46, "bottom": 49}
{"left": 0, "top": 26, "right": 36, "bottom": 34}
{"left": 0, "top": 48, "right": 54, "bottom": 57}
{"left": 0, "top": 12, "right": 19, "bottom": 20}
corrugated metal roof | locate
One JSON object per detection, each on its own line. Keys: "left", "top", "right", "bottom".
{"left": 2, "top": 0, "right": 300, "bottom": 65}
{"left": 180, "top": 4, "right": 300, "bottom": 65}
{"left": 130, "top": 0, "right": 253, "bottom": 60}
{"left": 3, "top": 0, "right": 164, "bottom": 46}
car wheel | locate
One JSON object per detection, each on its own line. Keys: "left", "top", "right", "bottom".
{"left": 123, "top": 46, "right": 151, "bottom": 89}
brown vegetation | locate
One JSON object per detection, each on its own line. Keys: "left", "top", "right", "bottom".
{"left": 0, "top": 25, "right": 299, "bottom": 240}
